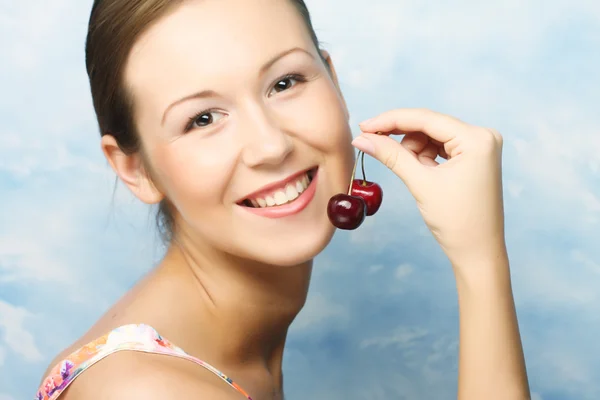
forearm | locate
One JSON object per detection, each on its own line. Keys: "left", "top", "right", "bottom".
{"left": 453, "top": 249, "right": 530, "bottom": 400}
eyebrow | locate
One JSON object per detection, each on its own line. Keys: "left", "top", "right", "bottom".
{"left": 161, "top": 47, "right": 314, "bottom": 125}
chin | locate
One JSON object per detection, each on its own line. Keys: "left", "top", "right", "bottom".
{"left": 241, "top": 219, "right": 336, "bottom": 267}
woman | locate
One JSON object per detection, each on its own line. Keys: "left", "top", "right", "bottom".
{"left": 36, "top": 0, "right": 530, "bottom": 399}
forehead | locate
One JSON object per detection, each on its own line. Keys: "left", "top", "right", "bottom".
{"left": 124, "top": 0, "right": 316, "bottom": 104}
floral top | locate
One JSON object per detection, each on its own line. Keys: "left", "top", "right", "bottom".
{"left": 35, "top": 324, "right": 253, "bottom": 399}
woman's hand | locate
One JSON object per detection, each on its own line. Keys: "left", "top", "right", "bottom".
{"left": 353, "top": 108, "right": 506, "bottom": 267}
{"left": 353, "top": 108, "right": 530, "bottom": 399}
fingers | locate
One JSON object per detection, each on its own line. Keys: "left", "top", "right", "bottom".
{"left": 359, "top": 108, "right": 470, "bottom": 144}
{"left": 438, "top": 145, "right": 449, "bottom": 160}
{"left": 400, "top": 132, "right": 429, "bottom": 155}
{"left": 418, "top": 143, "right": 440, "bottom": 166}
{"left": 352, "top": 133, "right": 424, "bottom": 186}
{"left": 400, "top": 133, "right": 445, "bottom": 166}
{"left": 353, "top": 108, "right": 499, "bottom": 189}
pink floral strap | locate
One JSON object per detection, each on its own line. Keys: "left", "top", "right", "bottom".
{"left": 35, "top": 324, "right": 253, "bottom": 399}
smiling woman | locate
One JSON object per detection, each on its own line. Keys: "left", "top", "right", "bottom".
{"left": 35, "top": 0, "right": 530, "bottom": 399}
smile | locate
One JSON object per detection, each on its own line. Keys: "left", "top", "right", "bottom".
{"left": 238, "top": 167, "right": 318, "bottom": 218}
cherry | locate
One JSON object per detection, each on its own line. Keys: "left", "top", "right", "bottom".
{"left": 351, "top": 179, "right": 383, "bottom": 216}
{"left": 350, "top": 151, "right": 383, "bottom": 216}
{"left": 327, "top": 193, "right": 367, "bottom": 230}
{"left": 327, "top": 149, "right": 382, "bottom": 230}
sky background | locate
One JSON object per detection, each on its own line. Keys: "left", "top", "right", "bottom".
{"left": 1, "top": 0, "right": 599, "bottom": 399}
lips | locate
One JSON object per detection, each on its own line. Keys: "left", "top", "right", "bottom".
{"left": 238, "top": 168, "right": 317, "bottom": 209}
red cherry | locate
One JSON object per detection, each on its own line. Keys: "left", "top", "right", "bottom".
{"left": 327, "top": 194, "right": 367, "bottom": 230}
{"left": 351, "top": 179, "right": 383, "bottom": 216}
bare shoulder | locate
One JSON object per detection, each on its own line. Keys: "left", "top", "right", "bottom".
{"left": 61, "top": 351, "right": 244, "bottom": 400}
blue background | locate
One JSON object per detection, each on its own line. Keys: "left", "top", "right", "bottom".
{"left": 1, "top": 1, "right": 599, "bottom": 399}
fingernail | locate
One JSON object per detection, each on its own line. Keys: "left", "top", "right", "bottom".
{"left": 352, "top": 136, "right": 375, "bottom": 155}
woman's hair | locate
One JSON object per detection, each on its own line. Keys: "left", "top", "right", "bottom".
{"left": 85, "top": 0, "right": 327, "bottom": 243}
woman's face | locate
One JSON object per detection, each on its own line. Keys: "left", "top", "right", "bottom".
{"left": 122, "top": 0, "right": 355, "bottom": 266}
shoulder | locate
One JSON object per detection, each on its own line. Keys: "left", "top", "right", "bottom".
{"left": 61, "top": 350, "right": 242, "bottom": 400}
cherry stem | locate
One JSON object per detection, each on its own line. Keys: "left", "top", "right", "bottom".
{"left": 348, "top": 150, "right": 363, "bottom": 195}
{"left": 360, "top": 151, "right": 367, "bottom": 184}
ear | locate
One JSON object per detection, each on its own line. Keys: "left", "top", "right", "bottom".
{"left": 320, "top": 49, "right": 349, "bottom": 120}
{"left": 101, "top": 134, "right": 164, "bottom": 205}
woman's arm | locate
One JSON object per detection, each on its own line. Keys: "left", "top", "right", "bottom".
{"left": 454, "top": 250, "right": 530, "bottom": 399}
{"left": 353, "top": 108, "right": 530, "bottom": 399}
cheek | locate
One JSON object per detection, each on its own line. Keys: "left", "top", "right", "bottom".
{"left": 299, "top": 81, "right": 355, "bottom": 175}
{"left": 153, "top": 139, "right": 237, "bottom": 216}
{"left": 277, "top": 79, "right": 353, "bottom": 152}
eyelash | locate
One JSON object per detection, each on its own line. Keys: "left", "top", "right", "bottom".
{"left": 184, "top": 72, "right": 308, "bottom": 133}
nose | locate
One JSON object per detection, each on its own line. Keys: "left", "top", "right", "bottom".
{"left": 240, "top": 106, "right": 294, "bottom": 168}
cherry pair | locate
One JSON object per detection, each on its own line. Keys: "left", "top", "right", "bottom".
{"left": 327, "top": 149, "right": 383, "bottom": 230}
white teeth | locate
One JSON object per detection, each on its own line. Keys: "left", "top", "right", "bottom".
{"left": 302, "top": 175, "right": 309, "bottom": 188}
{"left": 286, "top": 184, "right": 299, "bottom": 200}
{"left": 274, "top": 191, "right": 288, "bottom": 205}
{"left": 248, "top": 172, "right": 313, "bottom": 208}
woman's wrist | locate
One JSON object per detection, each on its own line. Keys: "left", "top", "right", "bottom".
{"left": 450, "top": 242, "right": 512, "bottom": 293}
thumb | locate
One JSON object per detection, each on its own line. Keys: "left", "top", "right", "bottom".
{"left": 352, "top": 133, "right": 424, "bottom": 185}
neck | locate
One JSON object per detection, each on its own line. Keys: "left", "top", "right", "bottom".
{"left": 156, "top": 237, "right": 313, "bottom": 375}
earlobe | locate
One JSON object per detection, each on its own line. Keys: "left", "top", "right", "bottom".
{"left": 320, "top": 49, "right": 350, "bottom": 121}
{"left": 100, "top": 135, "right": 164, "bottom": 205}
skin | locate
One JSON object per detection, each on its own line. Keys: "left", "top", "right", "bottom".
{"left": 356, "top": 111, "right": 530, "bottom": 399}
{"left": 41, "top": 0, "right": 530, "bottom": 399}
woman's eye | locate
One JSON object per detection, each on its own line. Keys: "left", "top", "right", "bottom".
{"left": 187, "top": 110, "right": 226, "bottom": 131}
{"left": 269, "top": 76, "right": 300, "bottom": 96}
